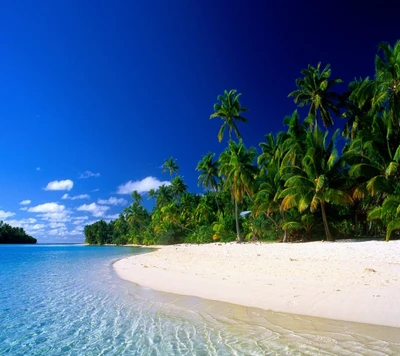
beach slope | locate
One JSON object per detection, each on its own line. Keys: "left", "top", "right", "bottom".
{"left": 114, "top": 240, "right": 400, "bottom": 327}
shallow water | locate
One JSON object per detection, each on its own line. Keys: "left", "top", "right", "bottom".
{"left": 1, "top": 244, "right": 399, "bottom": 355}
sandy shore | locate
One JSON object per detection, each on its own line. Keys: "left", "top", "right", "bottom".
{"left": 114, "top": 240, "right": 400, "bottom": 327}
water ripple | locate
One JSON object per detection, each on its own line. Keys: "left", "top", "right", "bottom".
{"left": 0, "top": 245, "right": 399, "bottom": 355}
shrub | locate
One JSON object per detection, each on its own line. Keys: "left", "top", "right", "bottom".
{"left": 184, "top": 225, "right": 214, "bottom": 244}
{"left": 156, "top": 228, "right": 184, "bottom": 245}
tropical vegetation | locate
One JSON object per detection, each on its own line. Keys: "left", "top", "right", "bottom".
{"left": 85, "top": 40, "right": 400, "bottom": 245}
{"left": 0, "top": 221, "right": 37, "bottom": 244}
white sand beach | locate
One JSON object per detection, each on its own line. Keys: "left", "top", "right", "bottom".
{"left": 114, "top": 240, "right": 400, "bottom": 327}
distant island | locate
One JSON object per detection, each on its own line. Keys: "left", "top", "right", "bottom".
{"left": 0, "top": 221, "right": 37, "bottom": 244}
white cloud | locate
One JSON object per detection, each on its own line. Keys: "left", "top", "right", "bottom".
{"left": 79, "top": 171, "right": 100, "bottom": 179}
{"left": 28, "top": 203, "right": 71, "bottom": 223}
{"left": 36, "top": 167, "right": 40, "bottom": 171}
{"left": 117, "top": 176, "right": 170, "bottom": 194}
{"left": 1, "top": 216, "right": 81, "bottom": 239}
{"left": 73, "top": 216, "right": 89, "bottom": 221}
{"left": 62, "top": 193, "right": 90, "bottom": 200}
{"left": 76, "top": 203, "right": 109, "bottom": 217}
{"left": 0, "top": 210, "right": 16, "bottom": 219}
{"left": 21, "top": 218, "right": 37, "bottom": 224}
{"left": 91, "top": 188, "right": 100, "bottom": 192}
{"left": 20, "top": 200, "right": 31, "bottom": 205}
{"left": 72, "top": 216, "right": 89, "bottom": 225}
{"left": 20, "top": 207, "right": 28, "bottom": 211}
{"left": 38, "top": 211, "right": 71, "bottom": 222}
{"left": 28, "top": 203, "right": 65, "bottom": 213}
{"left": 44, "top": 179, "right": 73, "bottom": 191}
{"left": 105, "top": 214, "right": 120, "bottom": 220}
{"left": 48, "top": 227, "right": 68, "bottom": 236}
{"left": 98, "top": 197, "right": 127, "bottom": 206}
{"left": 7, "top": 218, "right": 36, "bottom": 226}
{"left": 48, "top": 222, "right": 66, "bottom": 229}
{"left": 5, "top": 218, "right": 42, "bottom": 235}
{"left": 31, "top": 224, "right": 46, "bottom": 230}
{"left": 68, "top": 229, "right": 84, "bottom": 235}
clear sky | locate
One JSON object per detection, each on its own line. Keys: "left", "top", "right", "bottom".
{"left": 1, "top": 0, "right": 399, "bottom": 242}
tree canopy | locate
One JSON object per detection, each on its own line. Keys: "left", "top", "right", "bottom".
{"left": 0, "top": 221, "right": 37, "bottom": 244}
{"left": 85, "top": 39, "right": 400, "bottom": 245}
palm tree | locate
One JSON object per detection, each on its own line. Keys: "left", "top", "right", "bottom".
{"left": 155, "top": 184, "right": 174, "bottom": 208}
{"left": 196, "top": 152, "right": 220, "bottom": 211}
{"left": 280, "top": 128, "right": 353, "bottom": 241}
{"left": 160, "top": 201, "right": 195, "bottom": 233}
{"left": 255, "top": 112, "right": 308, "bottom": 242}
{"left": 368, "top": 192, "right": 400, "bottom": 241}
{"left": 196, "top": 152, "right": 219, "bottom": 190}
{"left": 288, "top": 62, "right": 342, "bottom": 130}
{"left": 280, "top": 110, "right": 309, "bottom": 167}
{"left": 170, "top": 176, "right": 188, "bottom": 204}
{"left": 210, "top": 89, "right": 248, "bottom": 142}
{"left": 258, "top": 132, "right": 285, "bottom": 174}
{"left": 162, "top": 157, "right": 179, "bottom": 177}
{"left": 253, "top": 163, "right": 284, "bottom": 237}
{"left": 218, "top": 140, "right": 258, "bottom": 242}
{"left": 341, "top": 77, "right": 375, "bottom": 138}
{"left": 147, "top": 188, "right": 157, "bottom": 210}
{"left": 180, "top": 192, "right": 201, "bottom": 228}
{"left": 195, "top": 193, "right": 217, "bottom": 224}
{"left": 131, "top": 190, "right": 142, "bottom": 204}
{"left": 124, "top": 194, "right": 149, "bottom": 244}
{"left": 348, "top": 112, "right": 400, "bottom": 201}
{"left": 373, "top": 40, "right": 400, "bottom": 123}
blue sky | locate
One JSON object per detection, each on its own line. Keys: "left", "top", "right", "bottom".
{"left": 1, "top": 1, "right": 399, "bottom": 242}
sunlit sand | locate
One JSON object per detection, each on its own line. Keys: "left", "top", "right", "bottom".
{"left": 114, "top": 240, "right": 400, "bottom": 328}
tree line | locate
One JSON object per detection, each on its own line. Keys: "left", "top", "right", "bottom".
{"left": 0, "top": 221, "right": 37, "bottom": 244}
{"left": 85, "top": 40, "right": 400, "bottom": 245}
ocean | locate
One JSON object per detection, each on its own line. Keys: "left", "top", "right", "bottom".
{"left": 1, "top": 244, "right": 399, "bottom": 355}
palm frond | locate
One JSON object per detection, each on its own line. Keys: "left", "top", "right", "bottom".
{"left": 280, "top": 194, "right": 299, "bottom": 211}
{"left": 367, "top": 206, "right": 382, "bottom": 221}
{"left": 386, "top": 219, "right": 400, "bottom": 241}
{"left": 324, "top": 189, "right": 354, "bottom": 206}
{"left": 349, "top": 163, "right": 381, "bottom": 178}
{"left": 282, "top": 221, "right": 303, "bottom": 231}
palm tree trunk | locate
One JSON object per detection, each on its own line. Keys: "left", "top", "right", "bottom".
{"left": 213, "top": 189, "right": 220, "bottom": 213}
{"left": 177, "top": 223, "right": 195, "bottom": 233}
{"left": 282, "top": 211, "right": 287, "bottom": 242}
{"left": 264, "top": 213, "right": 279, "bottom": 230}
{"left": 235, "top": 198, "right": 243, "bottom": 242}
{"left": 320, "top": 202, "right": 333, "bottom": 241}
{"left": 355, "top": 210, "right": 358, "bottom": 237}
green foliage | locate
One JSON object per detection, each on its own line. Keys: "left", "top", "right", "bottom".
{"left": 84, "top": 220, "right": 112, "bottom": 245}
{"left": 0, "top": 221, "right": 37, "bottom": 244}
{"left": 218, "top": 140, "right": 258, "bottom": 241}
{"left": 162, "top": 157, "right": 179, "bottom": 177}
{"left": 212, "top": 214, "right": 236, "bottom": 242}
{"left": 83, "top": 39, "right": 400, "bottom": 245}
{"left": 156, "top": 228, "right": 184, "bottom": 245}
{"left": 210, "top": 89, "right": 248, "bottom": 142}
{"left": 184, "top": 225, "right": 214, "bottom": 244}
{"left": 331, "top": 219, "right": 355, "bottom": 236}
{"left": 288, "top": 62, "right": 342, "bottom": 129}
{"left": 196, "top": 152, "right": 220, "bottom": 192}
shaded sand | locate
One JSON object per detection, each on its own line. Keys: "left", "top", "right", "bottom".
{"left": 114, "top": 240, "right": 400, "bottom": 327}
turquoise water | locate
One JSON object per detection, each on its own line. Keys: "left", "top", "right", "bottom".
{"left": 1, "top": 244, "right": 399, "bottom": 355}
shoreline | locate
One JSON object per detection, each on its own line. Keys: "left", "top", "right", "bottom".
{"left": 113, "top": 240, "right": 400, "bottom": 328}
